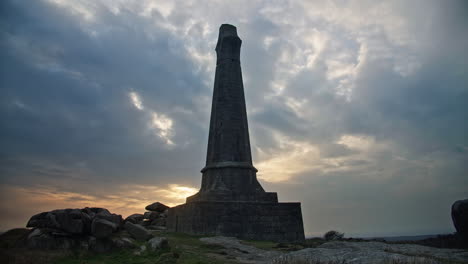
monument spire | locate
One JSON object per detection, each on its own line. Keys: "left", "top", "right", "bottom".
{"left": 168, "top": 24, "right": 305, "bottom": 242}
{"left": 205, "top": 24, "right": 253, "bottom": 169}
{"left": 189, "top": 24, "right": 273, "bottom": 202}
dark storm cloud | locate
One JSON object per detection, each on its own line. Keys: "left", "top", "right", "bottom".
{"left": 0, "top": 0, "right": 208, "bottom": 188}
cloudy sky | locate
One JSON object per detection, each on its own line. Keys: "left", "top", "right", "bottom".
{"left": 1, "top": 0, "right": 467, "bottom": 237}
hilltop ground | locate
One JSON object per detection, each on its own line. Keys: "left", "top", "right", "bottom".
{"left": 1, "top": 228, "right": 467, "bottom": 264}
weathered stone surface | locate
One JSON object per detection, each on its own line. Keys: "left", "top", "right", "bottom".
{"left": 88, "top": 236, "right": 113, "bottom": 253}
{"left": 159, "top": 211, "right": 167, "bottom": 218}
{"left": 148, "top": 237, "right": 169, "bottom": 250}
{"left": 452, "top": 199, "right": 468, "bottom": 240}
{"left": 273, "top": 241, "right": 468, "bottom": 264}
{"left": 148, "top": 211, "right": 160, "bottom": 220}
{"left": 111, "top": 236, "right": 136, "bottom": 249}
{"left": 27, "top": 209, "right": 90, "bottom": 234}
{"left": 25, "top": 227, "right": 134, "bottom": 252}
{"left": 145, "top": 202, "right": 169, "bottom": 212}
{"left": 21, "top": 207, "right": 140, "bottom": 253}
{"left": 26, "top": 212, "right": 55, "bottom": 229}
{"left": 124, "top": 222, "right": 152, "bottom": 241}
{"left": 147, "top": 225, "right": 166, "bottom": 231}
{"left": 82, "top": 207, "right": 110, "bottom": 218}
{"left": 26, "top": 207, "right": 121, "bottom": 236}
{"left": 95, "top": 210, "right": 123, "bottom": 228}
{"left": 91, "top": 218, "right": 117, "bottom": 238}
{"left": 26, "top": 228, "right": 80, "bottom": 250}
{"left": 141, "top": 220, "right": 152, "bottom": 226}
{"left": 143, "top": 212, "right": 151, "bottom": 219}
{"left": 188, "top": 24, "right": 266, "bottom": 203}
{"left": 151, "top": 218, "right": 166, "bottom": 227}
{"left": 168, "top": 201, "right": 304, "bottom": 242}
{"left": 125, "top": 213, "right": 145, "bottom": 224}
{"left": 200, "top": 236, "right": 281, "bottom": 263}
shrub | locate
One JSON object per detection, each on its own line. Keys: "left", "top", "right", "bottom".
{"left": 323, "top": 230, "right": 344, "bottom": 241}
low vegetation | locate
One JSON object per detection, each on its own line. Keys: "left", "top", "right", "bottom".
{"left": 0, "top": 230, "right": 239, "bottom": 264}
{"left": 1, "top": 229, "right": 467, "bottom": 264}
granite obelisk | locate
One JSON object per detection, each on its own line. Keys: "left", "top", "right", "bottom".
{"left": 187, "top": 24, "right": 276, "bottom": 203}
{"left": 167, "top": 24, "right": 305, "bottom": 242}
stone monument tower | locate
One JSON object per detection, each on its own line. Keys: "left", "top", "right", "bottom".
{"left": 167, "top": 24, "right": 305, "bottom": 242}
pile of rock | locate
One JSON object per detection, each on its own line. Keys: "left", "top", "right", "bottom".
{"left": 23, "top": 202, "right": 171, "bottom": 253}
{"left": 25, "top": 207, "right": 131, "bottom": 252}
{"left": 124, "top": 202, "right": 169, "bottom": 230}
{"left": 27, "top": 208, "right": 122, "bottom": 238}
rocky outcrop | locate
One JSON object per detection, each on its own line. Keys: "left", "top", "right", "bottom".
{"left": 200, "top": 237, "right": 468, "bottom": 264}
{"left": 8, "top": 204, "right": 174, "bottom": 254}
{"left": 125, "top": 202, "right": 169, "bottom": 230}
{"left": 91, "top": 218, "right": 118, "bottom": 239}
{"left": 26, "top": 228, "right": 83, "bottom": 250}
{"left": 27, "top": 209, "right": 90, "bottom": 234}
{"left": 147, "top": 211, "right": 160, "bottom": 220}
{"left": 452, "top": 199, "right": 468, "bottom": 240}
{"left": 25, "top": 207, "right": 130, "bottom": 252}
{"left": 124, "top": 222, "right": 152, "bottom": 241}
{"left": 145, "top": 202, "right": 169, "bottom": 212}
{"left": 125, "top": 213, "right": 145, "bottom": 224}
{"left": 111, "top": 236, "right": 136, "bottom": 249}
{"left": 273, "top": 241, "right": 468, "bottom": 264}
{"left": 27, "top": 207, "right": 122, "bottom": 236}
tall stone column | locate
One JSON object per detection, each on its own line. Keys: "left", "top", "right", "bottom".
{"left": 168, "top": 24, "right": 304, "bottom": 242}
{"left": 187, "top": 24, "right": 275, "bottom": 203}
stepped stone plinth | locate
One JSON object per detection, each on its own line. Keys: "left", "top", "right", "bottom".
{"left": 167, "top": 24, "right": 305, "bottom": 242}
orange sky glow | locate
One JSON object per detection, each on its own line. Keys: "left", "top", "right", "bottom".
{"left": 0, "top": 184, "right": 197, "bottom": 231}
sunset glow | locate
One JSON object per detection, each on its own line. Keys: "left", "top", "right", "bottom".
{"left": 0, "top": 183, "right": 197, "bottom": 231}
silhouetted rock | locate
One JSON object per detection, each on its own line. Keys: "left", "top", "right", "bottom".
{"left": 124, "top": 222, "right": 152, "bottom": 241}
{"left": 145, "top": 202, "right": 169, "bottom": 212}
{"left": 88, "top": 236, "right": 113, "bottom": 253}
{"left": 26, "top": 207, "right": 122, "bottom": 236}
{"left": 452, "top": 199, "right": 468, "bottom": 240}
{"left": 26, "top": 228, "right": 82, "bottom": 250}
{"left": 125, "top": 213, "right": 144, "bottom": 224}
{"left": 145, "top": 211, "right": 159, "bottom": 220}
{"left": 141, "top": 220, "right": 152, "bottom": 226}
{"left": 143, "top": 212, "right": 151, "bottom": 219}
{"left": 17, "top": 207, "right": 147, "bottom": 253}
{"left": 27, "top": 209, "right": 90, "bottom": 234}
{"left": 151, "top": 218, "right": 166, "bottom": 226}
{"left": 94, "top": 210, "right": 123, "bottom": 228}
{"left": 82, "top": 207, "right": 110, "bottom": 218}
{"left": 91, "top": 218, "right": 118, "bottom": 238}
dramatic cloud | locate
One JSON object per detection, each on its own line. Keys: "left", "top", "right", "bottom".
{"left": 1, "top": 0, "right": 467, "bottom": 237}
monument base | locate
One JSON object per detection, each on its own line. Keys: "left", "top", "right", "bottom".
{"left": 167, "top": 201, "right": 305, "bottom": 242}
